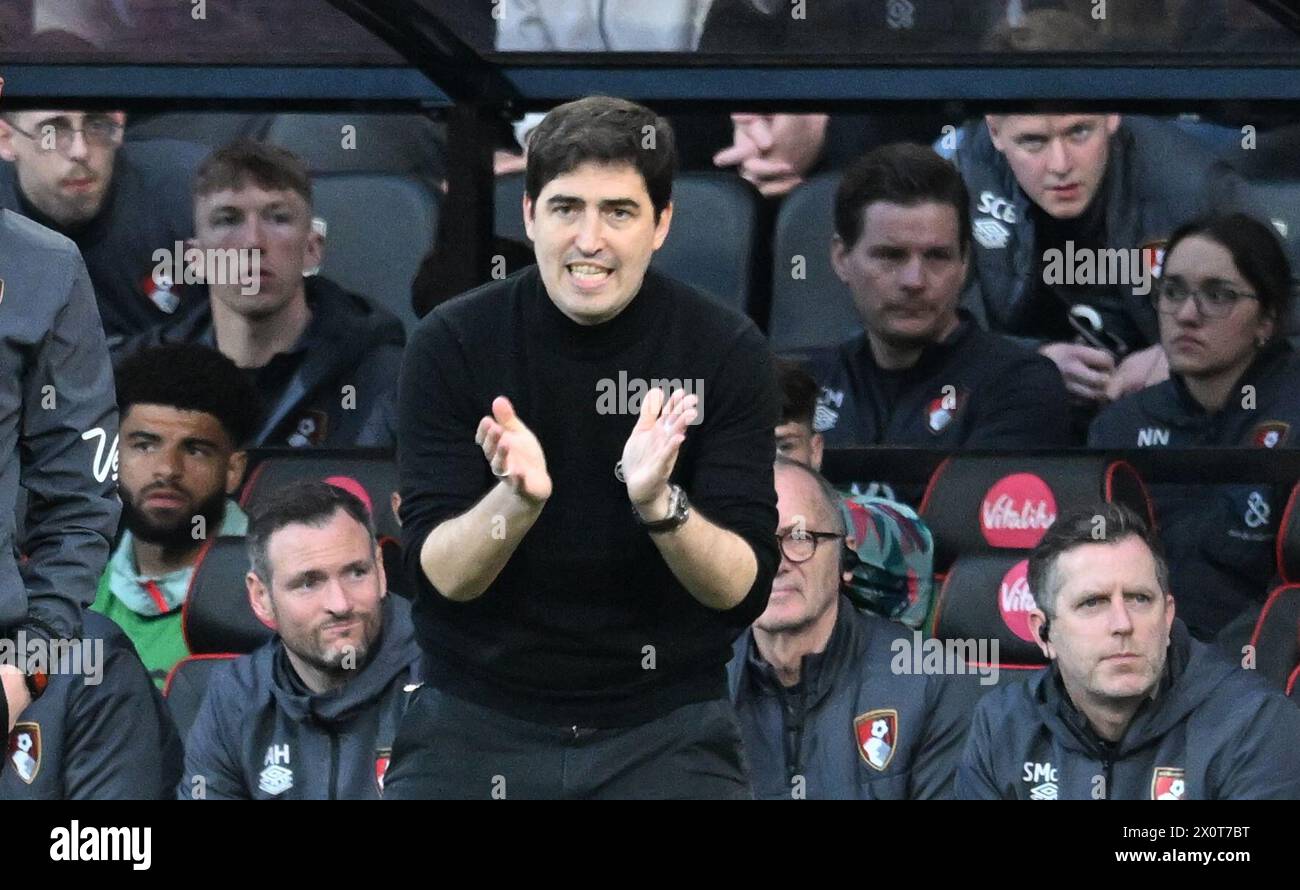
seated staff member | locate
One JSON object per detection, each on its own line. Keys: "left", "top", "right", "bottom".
{"left": 728, "top": 458, "right": 971, "bottom": 799}
{"left": 180, "top": 482, "right": 421, "bottom": 800}
{"left": 797, "top": 143, "right": 1073, "bottom": 502}
{"left": 959, "top": 503, "right": 1300, "bottom": 800}
{"left": 1089, "top": 213, "right": 1300, "bottom": 643}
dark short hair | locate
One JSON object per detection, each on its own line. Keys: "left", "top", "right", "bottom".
{"left": 116, "top": 343, "right": 262, "bottom": 448}
{"left": 246, "top": 480, "right": 376, "bottom": 584}
{"left": 194, "top": 138, "right": 312, "bottom": 207}
{"left": 834, "top": 143, "right": 971, "bottom": 256}
{"left": 1027, "top": 503, "right": 1169, "bottom": 619}
{"left": 1161, "top": 212, "right": 1294, "bottom": 336}
{"left": 525, "top": 96, "right": 676, "bottom": 221}
{"left": 775, "top": 358, "right": 819, "bottom": 428}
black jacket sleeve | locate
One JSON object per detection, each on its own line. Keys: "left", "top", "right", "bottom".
{"left": 178, "top": 662, "right": 251, "bottom": 800}
{"left": 954, "top": 693, "right": 1007, "bottom": 800}
{"left": 64, "top": 636, "right": 183, "bottom": 800}
{"left": 685, "top": 323, "right": 780, "bottom": 626}
{"left": 396, "top": 314, "right": 487, "bottom": 598}
{"left": 910, "top": 673, "right": 977, "bottom": 800}
{"left": 965, "top": 351, "right": 1076, "bottom": 448}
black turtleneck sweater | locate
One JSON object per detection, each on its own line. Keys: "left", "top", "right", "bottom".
{"left": 397, "top": 266, "right": 780, "bottom": 728}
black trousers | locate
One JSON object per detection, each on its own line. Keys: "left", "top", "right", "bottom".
{"left": 383, "top": 685, "right": 753, "bottom": 800}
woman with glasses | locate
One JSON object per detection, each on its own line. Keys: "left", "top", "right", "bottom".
{"left": 1089, "top": 212, "right": 1300, "bottom": 645}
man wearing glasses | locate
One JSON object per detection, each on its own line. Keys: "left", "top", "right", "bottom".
{"left": 0, "top": 110, "right": 203, "bottom": 347}
{"left": 726, "top": 457, "right": 973, "bottom": 799}
{"left": 1090, "top": 212, "right": 1300, "bottom": 644}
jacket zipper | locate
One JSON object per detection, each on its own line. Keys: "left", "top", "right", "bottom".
{"left": 781, "top": 687, "right": 807, "bottom": 784}
{"left": 328, "top": 731, "right": 340, "bottom": 800}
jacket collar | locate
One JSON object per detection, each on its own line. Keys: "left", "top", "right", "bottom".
{"left": 740, "top": 596, "right": 865, "bottom": 709}
{"left": 1166, "top": 338, "right": 1294, "bottom": 420}
{"left": 1034, "top": 618, "right": 1216, "bottom": 758}
{"left": 268, "top": 595, "right": 417, "bottom": 725}
{"left": 853, "top": 310, "right": 976, "bottom": 378}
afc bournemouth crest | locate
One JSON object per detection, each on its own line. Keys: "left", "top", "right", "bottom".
{"left": 854, "top": 709, "right": 898, "bottom": 772}
{"left": 287, "top": 410, "right": 330, "bottom": 448}
{"left": 1151, "top": 767, "right": 1186, "bottom": 800}
{"left": 375, "top": 748, "right": 392, "bottom": 795}
{"left": 1154, "top": 763, "right": 1185, "bottom": 800}
{"left": 8, "top": 722, "right": 41, "bottom": 784}
{"left": 926, "top": 389, "right": 967, "bottom": 435}
{"left": 1249, "top": 421, "right": 1290, "bottom": 449}
{"left": 1140, "top": 239, "right": 1168, "bottom": 280}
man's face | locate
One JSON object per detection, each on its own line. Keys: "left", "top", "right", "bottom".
{"left": 1158, "top": 234, "right": 1274, "bottom": 380}
{"left": 756, "top": 467, "right": 841, "bottom": 634}
{"left": 775, "top": 420, "right": 824, "bottom": 470}
{"left": 192, "top": 183, "right": 321, "bottom": 320}
{"left": 118, "top": 404, "right": 244, "bottom": 550}
{"left": 523, "top": 161, "right": 672, "bottom": 326}
{"left": 250, "top": 509, "right": 386, "bottom": 679}
{"left": 0, "top": 111, "right": 125, "bottom": 227}
{"left": 832, "top": 201, "right": 968, "bottom": 352}
{"left": 1035, "top": 536, "right": 1175, "bottom": 707}
{"left": 986, "top": 114, "right": 1121, "bottom": 220}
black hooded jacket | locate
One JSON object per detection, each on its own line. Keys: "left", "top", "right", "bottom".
{"left": 958, "top": 619, "right": 1300, "bottom": 800}
{"left": 179, "top": 596, "right": 421, "bottom": 800}
{"left": 121, "top": 274, "right": 404, "bottom": 448}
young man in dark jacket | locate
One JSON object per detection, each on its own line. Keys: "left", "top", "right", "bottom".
{"left": 122, "top": 139, "right": 403, "bottom": 448}
{"left": 958, "top": 503, "right": 1300, "bottom": 800}
{"left": 0, "top": 109, "right": 204, "bottom": 346}
{"left": 180, "top": 482, "right": 420, "bottom": 800}
{"left": 391, "top": 96, "right": 779, "bottom": 799}
{"left": 953, "top": 113, "right": 1252, "bottom": 405}
{"left": 729, "top": 458, "right": 973, "bottom": 799}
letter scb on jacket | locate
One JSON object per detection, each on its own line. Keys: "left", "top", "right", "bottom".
{"left": 973, "top": 191, "right": 1016, "bottom": 250}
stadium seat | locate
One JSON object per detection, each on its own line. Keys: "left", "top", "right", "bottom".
{"left": 264, "top": 113, "right": 446, "bottom": 190}
{"left": 125, "top": 112, "right": 276, "bottom": 148}
{"left": 494, "top": 172, "right": 760, "bottom": 315}
{"left": 929, "top": 551, "right": 1050, "bottom": 689}
{"left": 917, "top": 455, "right": 1154, "bottom": 573}
{"left": 239, "top": 453, "right": 400, "bottom": 540}
{"left": 311, "top": 172, "right": 439, "bottom": 333}
{"left": 116, "top": 137, "right": 213, "bottom": 191}
{"left": 164, "top": 654, "right": 238, "bottom": 740}
{"left": 768, "top": 172, "right": 861, "bottom": 352}
{"left": 1247, "top": 481, "right": 1300, "bottom": 691}
{"left": 182, "top": 536, "right": 274, "bottom": 657}
{"left": 1247, "top": 179, "right": 1300, "bottom": 256}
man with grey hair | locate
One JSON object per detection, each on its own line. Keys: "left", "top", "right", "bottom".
{"left": 727, "top": 457, "right": 973, "bottom": 799}
{"left": 180, "top": 480, "right": 420, "bottom": 799}
{"left": 958, "top": 503, "right": 1300, "bottom": 800}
